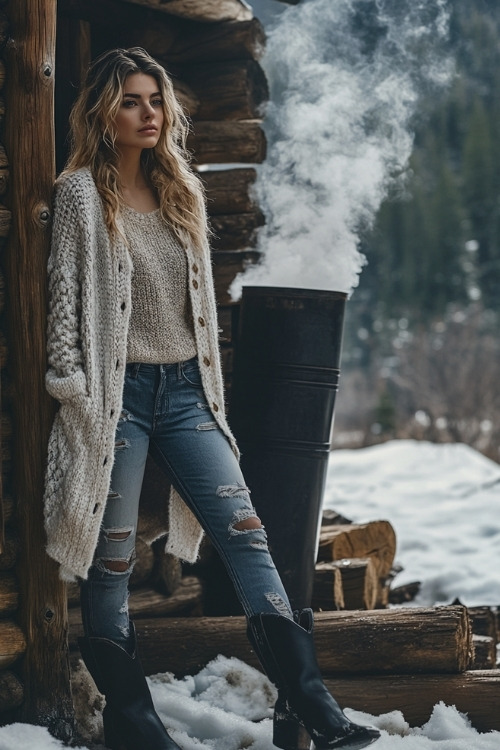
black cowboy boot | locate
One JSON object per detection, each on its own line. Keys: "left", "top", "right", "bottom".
{"left": 248, "top": 609, "right": 380, "bottom": 750}
{"left": 78, "top": 623, "right": 181, "bottom": 750}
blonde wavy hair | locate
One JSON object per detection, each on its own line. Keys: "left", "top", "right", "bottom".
{"left": 63, "top": 47, "right": 208, "bottom": 252}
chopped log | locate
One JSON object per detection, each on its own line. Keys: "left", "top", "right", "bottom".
{"left": 210, "top": 210, "right": 265, "bottom": 250}
{"left": 312, "top": 558, "right": 377, "bottom": 612}
{"left": 0, "top": 528, "right": 19, "bottom": 570}
{"left": 311, "top": 561, "right": 344, "bottom": 611}
{"left": 472, "top": 635, "right": 496, "bottom": 670}
{"left": 212, "top": 249, "right": 261, "bottom": 304}
{"left": 0, "top": 620, "right": 27, "bottom": 669}
{"left": 318, "top": 521, "right": 396, "bottom": 579}
{"left": 201, "top": 168, "right": 257, "bottom": 215}
{"left": 70, "top": 606, "right": 472, "bottom": 677}
{"left": 0, "top": 671, "right": 24, "bottom": 713}
{"left": 0, "top": 572, "right": 19, "bottom": 615}
{"left": 177, "top": 61, "right": 268, "bottom": 121}
{"left": 119, "top": 0, "right": 252, "bottom": 23}
{"left": 323, "top": 671, "right": 500, "bottom": 733}
{"left": 467, "top": 606, "right": 498, "bottom": 642}
{"left": 188, "top": 121, "right": 266, "bottom": 165}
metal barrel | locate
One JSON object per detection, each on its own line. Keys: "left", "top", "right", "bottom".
{"left": 228, "top": 286, "right": 347, "bottom": 610}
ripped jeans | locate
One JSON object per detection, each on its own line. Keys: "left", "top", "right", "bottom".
{"left": 80, "top": 357, "right": 291, "bottom": 647}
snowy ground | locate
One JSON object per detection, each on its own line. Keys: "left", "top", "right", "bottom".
{"left": 1, "top": 440, "right": 499, "bottom": 750}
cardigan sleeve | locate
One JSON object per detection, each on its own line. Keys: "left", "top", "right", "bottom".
{"left": 45, "top": 178, "right": 88, "bottom": 403}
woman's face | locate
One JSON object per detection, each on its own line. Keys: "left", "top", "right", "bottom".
{"left": 113, "top": 72, "right": 164, "bottom": 152}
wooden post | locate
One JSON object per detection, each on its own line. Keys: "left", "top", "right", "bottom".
{"left": 3, "top": 0, "right": 74, "bottom": 739}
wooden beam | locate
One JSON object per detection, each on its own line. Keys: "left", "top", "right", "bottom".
{"left": 210, "top": 210, "right": 265, "bottom": 250}
{"left": 3, "top": 0, "right": 75, "bottom": 738}
{"left": 117, "top": 0, "right": 253, "bottom": 23}
{"left": 69, "top": 607, "right": 473, "bottom": 678}
{"left": 201, "top": 168, "right": 257, "bottom": 215}
{"left": 188, "top": 121, "right": 266, "bottom": 164}
{"left": 324, "top": 671, "right": 500, "bottom": 733}
{"left": 176, "top": 60, "right": 268, "bottom": 121}
{"left": 145, "top": 18, "right": 265, "bottom": 64}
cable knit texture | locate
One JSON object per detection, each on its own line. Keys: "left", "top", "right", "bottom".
{"left": 44, "top": 168, "right": 238, "bottom": 581}
{"left": 122, "top": 205, "right": 197, "bottom": 364}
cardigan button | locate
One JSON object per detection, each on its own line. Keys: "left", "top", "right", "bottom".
{"left": 192, "top": 263, "right": 199, "bottom": 273}
{"left": 92, "top": 503, "right": 100, "bottom": 515}
{"left": 198, "top": 316, "right": 205, "bottom": 327}
{"left": 212, "top": 402, "right": 219, "bottom": 412}
{"left": 203, "top": 356, "right": 210, "bottom": 366}
{"left": 192, "top": 279, "right": 199, "bottom": 290}
{"left": 121, "top": 302, "right": 126, "bottom": 311}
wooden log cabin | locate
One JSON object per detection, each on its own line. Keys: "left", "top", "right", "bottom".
{"left": 0, "top": 0, "right": 300, "bottom": 738}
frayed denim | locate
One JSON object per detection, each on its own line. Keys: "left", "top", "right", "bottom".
{"left": 80, "top": 358, "right": 291, "bottom": 646}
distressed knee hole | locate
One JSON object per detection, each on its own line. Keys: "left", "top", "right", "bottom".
{"left": 107, "top": 490, "right": 121, "bottom": 500}
{"left": 103, "top": 526, "right": 134, "bottom": 542}
{"left": 229, "top": 507, "right": 264, "bottom": 536}
{"left": 103, "top": 559, "right": 130, "bottom": 573}
{"left": 115, "top": 438, "right": 129, "bottom": 450}
{"left": 233, "top": 515, "right": 262, "bottom": 531}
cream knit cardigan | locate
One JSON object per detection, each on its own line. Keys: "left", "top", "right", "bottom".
{"left": 44, "top": 168, "right": 238, "bottom": 581}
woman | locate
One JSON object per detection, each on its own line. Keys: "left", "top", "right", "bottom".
{"left": 44, "top": 47, "right": 380, "bottom": 750}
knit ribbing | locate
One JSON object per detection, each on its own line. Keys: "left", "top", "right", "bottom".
{"left": 122, "top": 205, "right": 197, "bottom": 364}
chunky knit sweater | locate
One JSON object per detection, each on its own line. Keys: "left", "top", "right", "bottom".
{"left": 44, "top": 167, "right": 238, "bottom": 581}
{"left": 122, "top": 205, "right": 197, "bottom": 364}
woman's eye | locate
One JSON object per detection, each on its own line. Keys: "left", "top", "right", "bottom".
{"left": 151, "top": 99, "right": 163, "bottom": 108}
{"left": 123, "top": 99, "right": 137, "bottom": 107}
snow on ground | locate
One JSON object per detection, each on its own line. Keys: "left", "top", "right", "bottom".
{"left": 0, "top": 440, "right": 499, "bottom": 750}
{"left": 324, "top": 440, "right": 500, "bottom": 607}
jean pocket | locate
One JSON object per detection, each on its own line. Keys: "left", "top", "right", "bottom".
{"left": 181, "top": 358, "right": 203, "bottom": 388}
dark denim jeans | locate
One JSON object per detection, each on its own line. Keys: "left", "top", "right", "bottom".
{"left": 80, "top": 357, "right": 291, "bottom": 646}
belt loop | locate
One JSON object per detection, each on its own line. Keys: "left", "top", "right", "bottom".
{"left": 177, "top": 361, "right": 182, "bottom": 379}
{"left": 133, "top": 363, "right": 141, "bottom": 378}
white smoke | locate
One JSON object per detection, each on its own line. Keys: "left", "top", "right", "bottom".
{"left": 231, "top": 0, "right": 453, "bottom": 298}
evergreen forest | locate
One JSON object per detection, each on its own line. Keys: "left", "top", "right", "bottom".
{"left": 337, "top": 0, "right": 500, "bottom": 460}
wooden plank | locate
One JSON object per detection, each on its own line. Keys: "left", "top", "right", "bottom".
{"left": 188, "top": 121, "right": 266, "bottom": 165}
{"left": 0, "top": 528, "right": 19, "bottom": 571}
{"left": 3, "top": 0, "right": 75, "bottom": 734}
{"left": 202, "top": 168, "right": 257, "bottom": 215}
{"left": 210, "top": 210, "right": 265, "bottom": 250}
{"left": 70, "top": 606, "right": 473, "bottom": 678}
{"left": 324, "top": 671, "right": 500, "bottom": 734}
{"left": 118, "top": 0, "right": 253, "bottom": 23}
{"left": 318, "top": 521, "right": 397, "bottom": 579}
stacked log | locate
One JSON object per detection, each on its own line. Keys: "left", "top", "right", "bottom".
{"left": 313, "top": 519, "right": 397, "bottom": 610}
{"left": 67, "top": 605, "right": 500, "bottom": 732}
